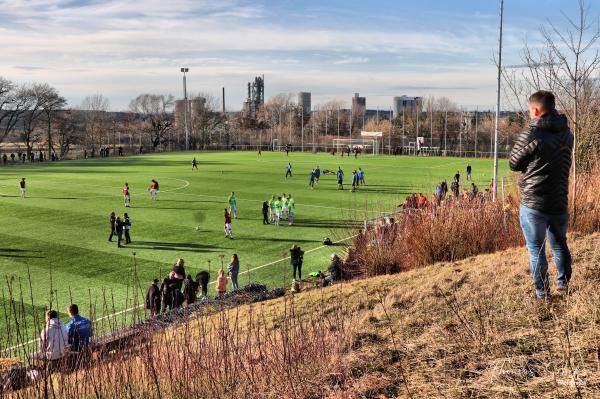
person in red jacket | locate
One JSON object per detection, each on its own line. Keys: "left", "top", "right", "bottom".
{"left": 224, "top": 208, "right": 234, "bottom": 239}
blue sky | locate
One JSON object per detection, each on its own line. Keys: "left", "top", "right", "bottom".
{"left": 0, "top": 0, "right": 597, "bottom": 110}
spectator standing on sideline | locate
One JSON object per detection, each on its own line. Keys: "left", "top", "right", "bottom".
{"left": 65, "top": 304, "right": 91, "bottom": 352}
{"left": 108, "top": 212, "right": 116, "bottom": 242}
{"left": 454, "top": 170, "right": 460, "bottom": 184}
{"left": 466, "top": 163, "right": 472, "bottom": 181}
{"left": 35, "top": 310, "right": 68, "bottom": 361}
{"left": 115, "top": 217, "right": 124, "bottom": 248}
{"left": 290, "top": 244, "right": 304, "bottom": 281}
{"left": 196, "top": 271, "right": 210, "bottom": 297}
{"left": 19, "top": 178, "right": 26, "bottom": 198}
{"left": 216, "top": 269, "right": 228, "bottom": 296}
{"left": 145, "top": 279, "right": 161, "bottom": 316}
{"left": 510, "top": 91, "right": 573, "bottom": 300}
{"left": 183, "top": 274, "right": 199, "bottom": 305}
{"left": 123, "top": 213, "right": 132, "bottom": 244}
{"left": 228, "top": 254, "right": 240, "bottom": 290}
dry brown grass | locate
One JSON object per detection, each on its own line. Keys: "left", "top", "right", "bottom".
{"left": 344, "top": 196, "right": 525, "bottom": 279}
{"left": 11, "top": 233, "right": 600, "bottom": 398}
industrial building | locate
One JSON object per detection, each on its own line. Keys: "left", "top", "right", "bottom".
{"left": 352, "top": 93, "right": 366, "bottom": 114}
{"left": 392, "top": 96, "right": 422, "bottom": 118}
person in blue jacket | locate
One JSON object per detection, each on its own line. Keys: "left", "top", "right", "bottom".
{"left": 66, "top": 304, "right": 91, "bottom": 351}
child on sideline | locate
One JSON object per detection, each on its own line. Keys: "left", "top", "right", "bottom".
{"left": 216, "top": 269, "right": 228, "bottom": 296}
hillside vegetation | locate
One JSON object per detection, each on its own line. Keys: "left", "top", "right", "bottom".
{"left": 20, "top": 233, "right": 600, "bottom": 398}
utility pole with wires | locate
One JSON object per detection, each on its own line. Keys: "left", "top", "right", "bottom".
{"left": 493, "top": 0, "right": 504, "bottom": 201}
{"left": 444, "top": 110, "right": 448, "bottom": 155}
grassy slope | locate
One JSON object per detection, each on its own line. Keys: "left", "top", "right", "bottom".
{"left": 0, "top": 152, "right": 508, "bottom": 341}
{"left": 185, "top": 233, "right": 600, "bottom": 398}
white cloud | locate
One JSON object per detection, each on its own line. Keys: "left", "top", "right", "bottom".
{"left": 333, "top": 57, "right": 370, "bottom": 65}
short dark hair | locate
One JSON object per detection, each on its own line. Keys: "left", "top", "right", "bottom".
{"left": 47, "top": 310, "right": 58, "bottom": 319}
{"left": 68, "top": 304, "right": 79, "bottom": 315}
{"left": 529, "top": 91, "right": 556, "bottom": 112}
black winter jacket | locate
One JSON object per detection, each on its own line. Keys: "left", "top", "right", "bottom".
{"left": 509, "top": 110, "right": 573, "bottom": 214}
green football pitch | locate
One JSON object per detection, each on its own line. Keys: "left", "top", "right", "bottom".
{"left": 0, "top": 151, "right": 508, "bottom": 343}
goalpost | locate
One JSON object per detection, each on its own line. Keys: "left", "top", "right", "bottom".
{"left": 272, "top": 139, "right": 280, "bottom": 151}
{"left": 332, "top": 132, "right": 382, "bottom": 155}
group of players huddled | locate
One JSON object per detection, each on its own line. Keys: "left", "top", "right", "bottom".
{"left": 262, "top": 194, "right": 296, "bottom": 226}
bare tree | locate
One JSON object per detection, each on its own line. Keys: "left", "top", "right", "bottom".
{"left": 0, "top": 77, "right": 29, "bottom": 144}
{"left": 80, "top": 94, "right": 110, "bottom": 150}
{"left": 188, "top": 93, "right": 226, "bottom": 148}
{"left": 20, "top": 84, "right": 58, "bottom": 156}
{"left": 41, "top": 85, "right": 67, "bottom": 158}
{"left": 501, "top": 0, "right": 600, "bottom": 223}
{"left": 129, "top": 94, "right": 174, "bottom": 151}
{"left": 53, "top": 109, "right": 83, "bottom": 158}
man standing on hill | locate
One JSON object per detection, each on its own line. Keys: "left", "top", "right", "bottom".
{"left": 510, "top": 91, "right": 573, "bottom": 300}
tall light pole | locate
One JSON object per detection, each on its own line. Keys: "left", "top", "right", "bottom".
{"left": 301, "top": 106, "right": 304, "bottom": 152}
{"left": 444, "top": 110, "right": 448, "bottom": 156}
{"left": 475, "top": 106, "right": 479, "bottom": 158}
{"left": 492, "top": 0, "right": 504, "bottom": 202}
{"left": 180, "top": 67, "right": 189, "bottom": 150}
{"left": 389, "top": 107, "right": 392, "bottom": 155}
{"left": 402, "top": 108, "right": 405, "bottom": 150}
{"left": 337, "top": 107, "right": 340, "bottom": 143}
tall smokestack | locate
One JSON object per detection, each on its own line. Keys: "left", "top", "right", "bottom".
{"left": 222, "top": 87, "right": 226, "bottom": 114}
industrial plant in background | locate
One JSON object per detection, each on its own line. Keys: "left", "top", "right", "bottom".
{"left": 244, "top": 75, "right": 265, "bottom": 120}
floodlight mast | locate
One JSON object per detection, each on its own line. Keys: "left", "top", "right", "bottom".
{"left": 493, "top": 0, "right": 504, "bottom": 201}
{"left": 181, "top": 67, "right": 190, "bottom": 150}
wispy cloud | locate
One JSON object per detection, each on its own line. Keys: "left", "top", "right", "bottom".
{"left": 333, "top": 57, "right": 370, "bottom": 65}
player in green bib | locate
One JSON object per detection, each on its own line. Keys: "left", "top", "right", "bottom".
{"left": 287, "top": 193, "right": 296, "bottom": 225}
{"left": 227, "top": 192, "right": 238, "bottom": 219}
{"left": 274, "top": 197, "right": 282, "bottom": 226}
{"left": 281, "top": 193, "right": 289, "bottom": 218}
{"left": 268, "top": 195, "right": 276, "bottom": 223}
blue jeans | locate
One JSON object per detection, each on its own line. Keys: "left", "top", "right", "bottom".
{"left": 519, "top": 205, "right": 571, "bottom": 298}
